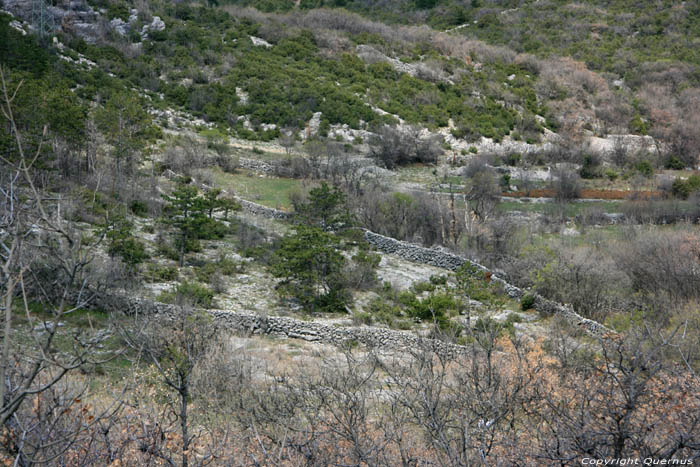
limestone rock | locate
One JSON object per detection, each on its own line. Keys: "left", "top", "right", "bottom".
{"left": 110, "top": 17, "right": 128, "bottom": 36}
{"left": 250, "top": 36, "right": 272, "bottom": 48}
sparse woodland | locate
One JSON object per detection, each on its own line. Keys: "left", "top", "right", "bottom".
{"left": 2, "top": 0, "right": 700, "bottom": 465}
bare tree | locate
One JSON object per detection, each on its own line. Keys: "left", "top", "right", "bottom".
{"left": 122, "top": 304, "right": 218, "bottom": 467}
{"left": 526, "top": 328, "right": 700, "bottom": 461}
{"left": 1, "top": 68, "right": 120, "bottom": 465}
{"left": 464, "top": 168, "right": 500, "bottom": 222}
{"left": 370, "top": 125, "right": 443, "bottom": 169}
{"left": 278, "top": 128, "right": 297, "bottom": 156}
{"left": 551, "top": 167, "right": 581, "bottom": 202}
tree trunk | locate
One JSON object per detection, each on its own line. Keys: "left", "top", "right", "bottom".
{"left": 0, "top": 275, "right": 14, "bottom": 410}
{"left": 449, "top": 188, "right": 457, "bottom": 245}
{"left": 180, "top": 383, "right": 189, "bottom": 467}
{"left": 179, "top": 232, "right": 186, "bottom": 268}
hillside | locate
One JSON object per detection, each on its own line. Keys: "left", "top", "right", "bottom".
{"left": 1, "top": 0, "right": 700, "bottom": 464}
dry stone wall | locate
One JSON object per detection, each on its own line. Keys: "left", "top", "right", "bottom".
{"left": 235, "top": 197, "right": 292, "bottom": 220}
{"left": 229, "top": 198, "right": 613, "bottom": 339}
{"left": 238, "top": 157, "right": 277, "bottom": 175}
{"left": 363, "top": 231, "right": 614, "bottom": 338}
{"left": 91, "top": 293, "right": 469, "bottom": 357}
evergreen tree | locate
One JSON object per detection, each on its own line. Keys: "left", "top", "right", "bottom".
{"left": 271, "top": 225, "right": 348, "bottom": 312}
{"left": 162, "top": 179, "right": 209, "bottom": 267}
{"left": 295, "top": 182, "right": 353, "bottom": 230}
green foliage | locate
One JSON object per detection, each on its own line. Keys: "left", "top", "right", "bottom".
{"left": 671, "top": 175, "right": 700, "bottom": 199}
{"left": 271, "top": 225, "right": 349, "bottom": 313}
{"left": 505, "top": 153, "right": 521, "bottom": 167}
{"left": 605, "top": 169, "right": 619, "bottom": 182}
{"left": 520, "top": 293, "right": 536, "bottom": 311}
{"left": 366, "top": 296, "right": 412, "bottom": 329}
{"left": 294, "top": 182, "right": 353, "bottom": 230}
{"left": 158, "top": 281, "right": 215, "bottom": 308}
{"left": 500, "top": 173, "right": 511, "bottom": 189}
{"left": 105, "top": 218, "right": 149, "bottom": 268}
{"left": 161, "top": 179, "right": 228, "bottom": 266}
{"left": 403, "top": 292, "right": 459, "bottom": 328}
{"left": 347, "top": 249, "right": 380, "bottom": 289}
{"left": 0, "top": 14, "right": 51, "bottom": 74}
{"left": 415, "top": 0, "right": 438, "bottom": 8}
{"left": 454, "top": 263, "right": 505, "bottom": 308}
{"left": 157, "top": 242, "right": 184, "bottom": 261}
{"left": 665, "top": 156, "right": 686, "bottom": 170}
{"left": 473, "top": 316, "right": 516, "bottom": 339}
{"left": 430, "top": 274, "right": 448, "bottom": 285}
{"left": 34, "top": 2, "right": 541, "bottom": 143}
{"left": 412, "top": 281, "right": 436, "bottom": 294}
{"left": 629, "top": 114, "right": 648, "bottom": 135}
{"left": 194, "top": 255, "right": 243, "bottom": 282}
{"left": 129, "top": 200, "right": 149, "bottom": 217}
{"left": 144, "top": 264, "right": 179, "bottom": 282}
{"left": 579, "top": 154, "right": 600, "bottom": 179}
{"left": 229, "top": 36, "right": 378, "bottom": 132}
{"left": 94, "top": 92, "right": 154, "bottom": 182}
{"left": 635, "top": 160, "right": 654, "bottom": 178}
{"left": 605, "top": 309, "right": 645, "bottom": 332}
{"left": 352, "top": 311, "right": 373, "bottom": 325}
{"left": 0, "top": 68, "right": 87, "bottom": 166}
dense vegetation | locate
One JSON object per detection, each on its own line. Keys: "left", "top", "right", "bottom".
{"left": 34, "top": 1, "right": 555, "bottom": 143}
{"left": 3, "top": 0, "right": 700, "bottom": 464}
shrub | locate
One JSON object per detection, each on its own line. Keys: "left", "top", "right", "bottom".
{"left": 505, "top": 153, "right": 521, "bottom": 166}
{"left": 157, "top": 242, "right": 182, "bottom": 261}
{"left": 666, "top": 155, "right": 686, "bottom": 170}
{"left": 429, "top": 274, "right": 448, "bottom": 285}
{"left": 195, "top": 255, "right": 244, "bottom": 283}
{"left": 352, "top": 311, "right": 373, "bottom": 325}
{"left": 397, "top": 291, "right": 459, "bottom": 329}
{"left": 159, "top": 281, "right": 215, "bottom": 308}
{"left": 635, "top": 160, "right": 654, "bottom": 178}
{"left": 552, "top": 169, "right": 581, "bottom": 201}
{"left": 370, "top": 125, "right": 443, "bottom": 169}
{"left": 144, "top": 264, "right": 179, "bottom": 282}
{"left": 367, "top": 297, "right": 406, "bottom": 328}
{"left": 671, "top": 174, "right": 700, "bottom": 199}
{"left": 106, "top": 221, "right": 149, "bottom": 268}
{"left": 129, "top": 200, "right": 149, "bottom": 217}
{"left": 412, "top": 281, "right": 436, "bottom": 294}
{"left": 520, "top": 293, "right": 536, "bottom": 311}
{"left": 270, "top": 225, "right": 349, "bottom": 313}
{"left": 605, "top": 169, "right": 619, "bottom": 181}
{"left": 501, "top": 173, "right": 512, "bottom": 188}
{"left": 345, "top": 250, "right": 380, "bottom": 290}
{"left": 454, "top": 263, "right": 506, "bottom": 308}
{"left": 579, "top": 154, "right": 600, "bottom": 179}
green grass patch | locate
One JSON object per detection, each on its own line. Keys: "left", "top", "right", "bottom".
{"left": 498, "top": 200, "right": 622, "bottom": 217}
{"left": 211, "top": 168, "right": 303, "bottom": 210}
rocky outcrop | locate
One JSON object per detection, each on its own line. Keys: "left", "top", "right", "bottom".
{"left": 3, "top": 0, "right": 103, "bottom": 43}
{"left": 356, "top": 44, "right": 451, "bottom": 83}
{"left": 110, "top": 10, "right": 164, "bottom": 39}
{"left": 142, "top": 15, "right": 164, "bottom": 37}
{"left": 250, "top": 36, "right": 272, "bottom": 48}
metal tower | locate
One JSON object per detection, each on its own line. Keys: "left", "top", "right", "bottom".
{"left": 31, "top": 0, "right": 56, "bottom": 40}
